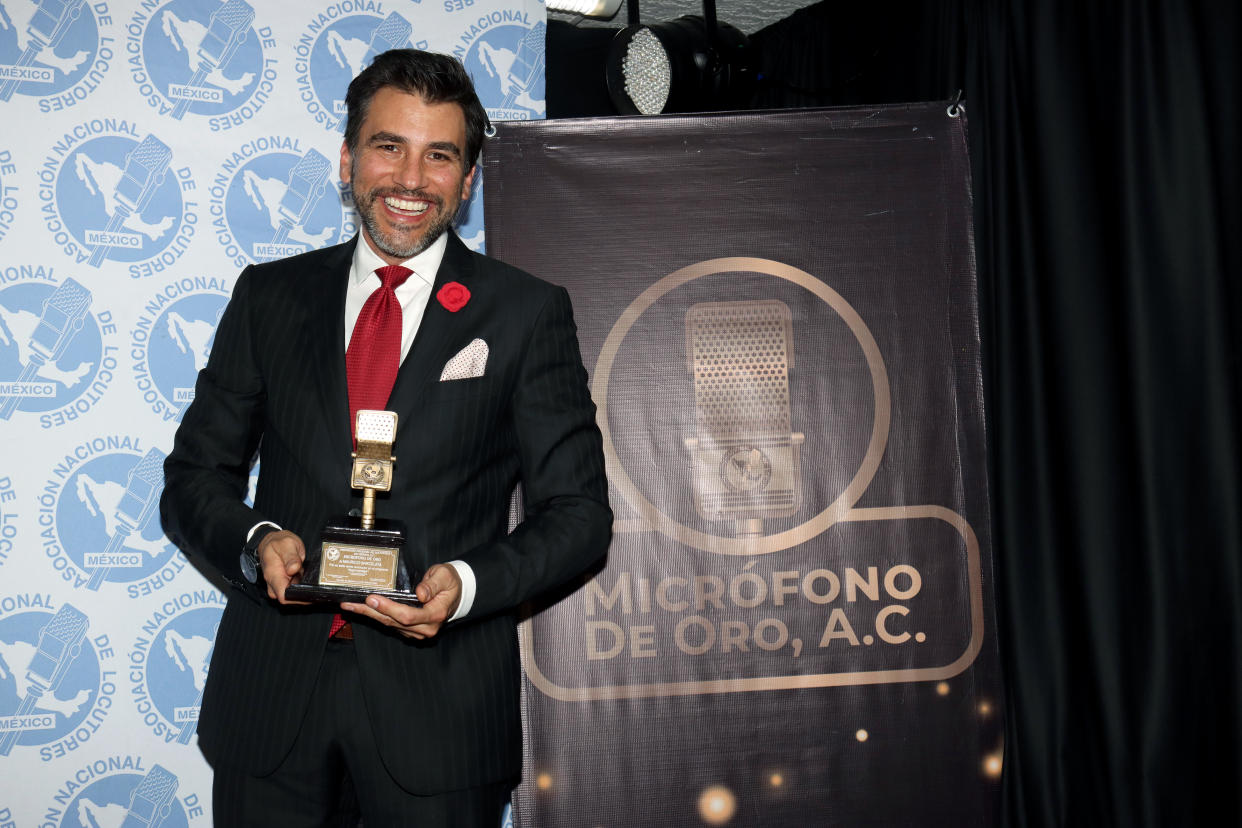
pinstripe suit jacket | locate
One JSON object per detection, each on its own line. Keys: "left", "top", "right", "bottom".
{"left": 160, "top": 233, "right": 611, "bottom": 793}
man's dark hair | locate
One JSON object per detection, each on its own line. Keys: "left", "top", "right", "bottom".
{"left": 344, "top": 49, "right": 489, "bottom": 169}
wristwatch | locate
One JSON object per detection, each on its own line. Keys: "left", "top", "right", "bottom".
{"left": 240, "top": 525, "right": 280, "bottom": 584}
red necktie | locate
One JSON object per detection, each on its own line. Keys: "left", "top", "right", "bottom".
{"left": 346, "top": 264, "right": 414, "bottom": 441}
{"left": 332, "top": 264, "right": 412, "bottom": 639}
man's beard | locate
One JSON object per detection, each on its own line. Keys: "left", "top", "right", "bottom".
{"left": 354, "top": 183, "right": 461, "bottom": 260}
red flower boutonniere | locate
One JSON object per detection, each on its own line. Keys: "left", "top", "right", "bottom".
{"left": 436, "top": 281, "right": 470, "bottom": 312}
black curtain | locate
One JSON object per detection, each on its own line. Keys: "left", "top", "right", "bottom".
{"left": 548, "top": 0, "right": 1242, "bottom": 824}
{"left": 968, "top": 3, "right": 1241, "bottom": 825}
{"left": 752, "top": 0, "right": 1242, "bottom": 824}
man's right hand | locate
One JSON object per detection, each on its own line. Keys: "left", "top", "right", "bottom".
{"left": 257, "top": 530, "right": 309, "bottom": 604}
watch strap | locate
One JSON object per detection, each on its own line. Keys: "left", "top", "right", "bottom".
{"left": 240, "top": 524, "right": 280, "bottom": 583}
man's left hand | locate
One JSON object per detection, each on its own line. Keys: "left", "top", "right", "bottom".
{"left": 340, "top": 563, "right": 463, "bottom": 640}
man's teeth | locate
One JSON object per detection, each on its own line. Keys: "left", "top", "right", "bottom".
{"left": 385, "top": 196, "right": 430, "bottom": 214}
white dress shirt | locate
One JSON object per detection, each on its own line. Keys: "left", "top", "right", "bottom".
{"left": 248, "top": 231, "right": 477, "bottom": 621}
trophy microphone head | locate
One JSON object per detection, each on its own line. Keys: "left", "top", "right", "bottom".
{"left": 352, "top": 410, "right": 399, "bottom": 494}
{"left": 355, "top": 409, "right": 397, "bottom": 445}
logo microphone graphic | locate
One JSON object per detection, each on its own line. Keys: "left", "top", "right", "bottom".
{"left": 41, "top": 755, "right": 201, "bottom": 826}
{"left": 457, "top": 16, "right": 546, "bottom": 121}
{"left": 333, "top": 12, "right": 412, "bottom": 130}
{"left": 84, "top": 447, "right": 167, "bottom": 590}
{"left": 0, "top": 0, "right": 88, "bottom": 101}
{"left": 124, "top": 763, "right": 180, "bottom": 823}
{"left": 0, "top": 604, "right": 89, "bottom": 756}
{"left": 0, "top": 277, "right": 91, "bottom": 421}
{"left": 170, "top": 0, "right": 256, "bottom": 120}
{"left": 86, "top": 135, "right": 173, "bottom": 267}
{"left": 683, "top": 300, "right": 805, "bottom": 537}
{"left": 270, "top": 148, "right": 332, "bottom": 246}
{"left": 497, "top": 22, "right": 545, "bottom": 111}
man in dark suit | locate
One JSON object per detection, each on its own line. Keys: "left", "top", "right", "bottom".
{"left": 161, "top": 49, "right": 611, "bottom": 827}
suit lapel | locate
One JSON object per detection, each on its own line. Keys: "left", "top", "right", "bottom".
{"left": 307, "top": 239, "right": 355, "bottom": 461}
{"left": 387, "top": 233, "right": 479, "bottom": 438}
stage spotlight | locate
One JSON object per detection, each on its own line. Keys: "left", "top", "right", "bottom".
{"left": 606, "top": 12, "right": 754, "bottom": 114}
{"left": 546, "top": 0, "right": 624, "bottom": 17}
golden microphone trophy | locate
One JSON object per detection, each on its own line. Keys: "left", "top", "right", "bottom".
{"left": 286, "top": 409, "right": 422, "bottom": 605}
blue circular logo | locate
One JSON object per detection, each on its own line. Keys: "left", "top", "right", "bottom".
{"left": 0, "top": 278, "right": 114, "bottom": 423}
{"left": 131, "top": 597, "right": 223, "bottom": 744}
{"left": 126, "top": 0, "right": 275, "bottom": 126}
{"left": 297, "top": 7, "right": 417, "bottom": 133}
{"left": 463, "top": 21, "right": 546, "bottom": 121}
{"left": 211, "top": 139, "right": 353, "bottom": 265}
{"left": 0, "top": 603, "right": 106, "bottom": 754}
{"left": 132, "top": 280, "right": 230, "bottom": 421}
{"left": 0, "top": 0, "right": 115, "bottom": 108}
{"left": 50, "top": 447, "right": 177, "bottom": 589}
{"left": 54, "top": 765, "right": 191, "bottom": 828}
{"left": 42, "top": 129, "right": 194, "bottom": 271}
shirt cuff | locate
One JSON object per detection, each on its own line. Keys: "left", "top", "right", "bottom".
{"left": 446, "top": 560, "right": 476, "bottom": 622}
{"left": 246, "top": 520, "right": 281, "bottom": 542}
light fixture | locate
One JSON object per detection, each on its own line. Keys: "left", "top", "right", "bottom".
{"left": 606, "top": 1, "right": 754, "bottom": 115}
{"left": 545, "top": 0, "right": 624, "bottom": 18}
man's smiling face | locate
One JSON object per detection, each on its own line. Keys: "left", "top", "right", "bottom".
{"left": 340, "top": 86, "right": 476, "bottom": 265}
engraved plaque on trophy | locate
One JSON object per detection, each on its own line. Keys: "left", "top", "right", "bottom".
{"left": 286, "top": 410, "right": 422, "bottom": 605}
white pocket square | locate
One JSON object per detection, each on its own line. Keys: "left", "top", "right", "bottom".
{"left": 440, "top": 338, "right": 488, "bottom": 381}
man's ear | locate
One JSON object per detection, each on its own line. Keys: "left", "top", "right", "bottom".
{"left": 460, "top": 165, "right": 477, "bottom": 202}
{"left": 339, "top": 140, "right": 353, "bottom": 187}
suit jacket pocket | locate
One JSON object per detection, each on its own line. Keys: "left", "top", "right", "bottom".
{"left": 423, "top": 375, "right": 499, "bottom": 403}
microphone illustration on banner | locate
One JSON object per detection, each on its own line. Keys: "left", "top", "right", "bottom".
{"left": 269, "top": 148, "right": 333, "bottom": 247}
{"left": 498, "top": 21, "right": 546, "bottom": 111}
{"left": 0, "top": 0, "right": 87, "bottom": 102}
{"left": 0, "top": 604, "right": 89, "bottom": 756}
{"left": 87, "top": 135, "right": 173, "bottom": 267}
{"left": 335, "top": 12, "right": 413, "bottom": 130}
{"left": 0, "top": 277, "right": 92, "bottom": 420}
{"left": 683, "top": 300, "right": 805, "bottom": 539}
{"left": 122, "top": 764, "right": 180, "bottom": 825}
{"left": 84, "top": 447, "right": 168, "bottom": 591}
{"left": 170, "top": 0, "right": 256, "bottom": 120}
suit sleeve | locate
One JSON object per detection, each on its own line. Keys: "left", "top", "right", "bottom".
{"left": 457, "top": 285, "right": 612, "bottom": 618}
{"left": 160, "top": 266, "right": 270, "bottom": 586}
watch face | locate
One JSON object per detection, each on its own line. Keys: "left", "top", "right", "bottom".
{"left": 240, "top": 549, "right": 258, "bottom": 583}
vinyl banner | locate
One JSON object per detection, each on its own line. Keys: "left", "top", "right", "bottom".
{"left": 0, "top": 1, "right": 544, "bottom": 824}
{"left": 483, "top": 104, "right": 1003, "bottom": 827}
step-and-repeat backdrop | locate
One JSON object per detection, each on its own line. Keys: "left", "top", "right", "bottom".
{"left": 0, "top": 1, "right": 544, "bottom": 824}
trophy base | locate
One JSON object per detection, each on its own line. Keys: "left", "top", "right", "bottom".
{"left": 285, "top": 516, "right": 423, "bottom": 607}
{"left": 284, "top": 582, "right": 424, "bottom": 606}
